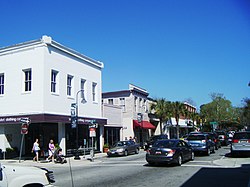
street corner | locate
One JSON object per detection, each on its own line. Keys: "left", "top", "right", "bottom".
{"left": 213, "top": 156, "right": 250, "bottom": 168}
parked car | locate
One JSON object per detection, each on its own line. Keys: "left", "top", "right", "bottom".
{"left": 215, "top": 131, "right": 229, "bottom": 146}
{"left": 231, "top": 131, "right": 250, "bottom": 157}
{"left": 203, "top": 132, "right": 221, "bottom": 150}
{"left": 107, "top": 140, "right": 140, "bottom": 157}
{"left": 186, "top": 133, "right": 215, "bottom": 155}
{"left": 0, "top": 163, "right": 55, "bottom": 187}
{"left": 146, "top": 139, "right": 194, "bottom": 166}
{"left": 144, "top": 134, "right": 168, "bottom": 150}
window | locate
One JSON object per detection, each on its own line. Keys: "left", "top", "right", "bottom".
{"left": 120, "top": 98, "right": 125, "bottom": 112}
{"left": 0, "top": 73, "right": 4, "bottom": 95}
{"left": 80, "top": 79, "right": 86, "bottom": 101}
{"left": 108, "top": 99, "right": 114, "bottom": 105}
{"left": 67, "top": 75, "right": 73, "bottom": 96}
{"left": 23, "top": 69, "right": 32, "bottom": 92}
{"left": 134, "top": 96, "right": 137, "bottom": 112}
{"left": 51, "top": 70, "right": 58, "bottom": 93}
{"left": 92, "top": 82, "right": 97, "bottom": 102}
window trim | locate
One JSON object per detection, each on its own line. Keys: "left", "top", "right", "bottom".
{"left": 23, "top": 69, "right": 32, "bottom": 92}
{"left": 51, "top": 70, "right": 59, "bottom": 94}
{"left": 0, "top": 73, "right": 4, "bottom": 95}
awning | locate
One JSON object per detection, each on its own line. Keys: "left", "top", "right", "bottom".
{"left": 133, "top": 120, "right": 156, "bottom": 129}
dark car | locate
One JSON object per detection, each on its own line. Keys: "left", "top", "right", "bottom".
{"left": 215, "top": 131, "right": 229, "bottom": 146}
{"left": 107, "top": 140, "right": 140, "bottom": 157}
{"left": 146, "top": 139, "right": 194, "bottom": 166}
{"left": 231, "top": 131, "right": 250, "bottom": 156}
{"left": 203, "top": 132, "right": 221, "bottom": 150}
{"left": 186, "top": 133, "right": 215, "bottom": 156}
{"left": 144, "top": 134, "right": 168, "bottom": 150}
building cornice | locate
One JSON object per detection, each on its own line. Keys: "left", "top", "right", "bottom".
{"left": 0, "top": 35, "right": 104, "bottom": 69}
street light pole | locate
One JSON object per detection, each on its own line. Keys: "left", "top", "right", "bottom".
{"left": 74, "top": 89, "right": 86, "bottom": 160}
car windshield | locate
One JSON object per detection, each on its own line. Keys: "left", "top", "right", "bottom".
{"left": 233, "top": 133, "right": 250, "bottom": 139}
{"left": 116, "top": 141, "right": 127, "bottom": 146}
{"left": 187, "top": 135, "right": 206, "bottom": 140}
{"left": 153, "top": 140, "right": 176, "bottom": 148}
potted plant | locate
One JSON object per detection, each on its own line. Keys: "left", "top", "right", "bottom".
{"left": 103, "top": 143, "right": 109, "bottom": 153}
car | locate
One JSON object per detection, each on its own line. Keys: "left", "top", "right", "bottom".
{"left": 203, "top": 132, "right": 221, "bottom": 150}
{"left": 144, "top": 134, "right": 168, "bottom": 150}
{"left": 0, "top": 163, "right": 55, "bottom": 187}
{"left": 231, "top": 131, "right": 250, "bottom": 157}
{"left": 146, "top": 139, "right": 194, "bottom": 166}
{"left": 107, "top": 140, "right": 140, "bottom": 157}
{"left": 186, "top": 133, "right": 215, "bottom": 156}
{"left": 215, "top": 131, "right": 229, "bottom": 146}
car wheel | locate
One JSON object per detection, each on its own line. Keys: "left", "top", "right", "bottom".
{"left": 190, "top": 152, "right": 195, "bottom": 161}
{"left": 177, "top": 155, "right": 182, "bottom": 166}
{"left": 206, "top": 149, "right": 210, "bottom": 156}
{"left": 135, "top": 148, "right": 139, "bottom": 154}
{"left": 124, "top": 150, "right": 128, "bottom": 156}
{"left": 148, "top": 162, "right": 155, "bottom": 166}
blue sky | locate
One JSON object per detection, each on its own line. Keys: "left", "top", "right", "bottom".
{"left": 1, "top": 0, "right": 249, "bottom": 108}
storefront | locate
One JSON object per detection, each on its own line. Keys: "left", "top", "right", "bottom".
{"left": 0, "top": 114, "right": 107, "bottom": 157}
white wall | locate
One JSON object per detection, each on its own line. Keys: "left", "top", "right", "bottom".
{"left": 0, "top": 41, "right": 103, "bottom": 119}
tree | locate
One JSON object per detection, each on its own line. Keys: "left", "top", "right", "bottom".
{"left": 200, "top": 93, "right": 242, "bottom": 130}
{"left": 171, "top": 101, "right": 186, "bottom": 139}
{"left": 242, "top": 98, "right": 250, "bottom": 127}
{"left": 150, "top": 98, "right": 172, "bottom": 134}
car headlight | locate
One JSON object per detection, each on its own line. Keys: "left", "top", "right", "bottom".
{"left": 117, "top": 148, "right": 124, "bottom": 152}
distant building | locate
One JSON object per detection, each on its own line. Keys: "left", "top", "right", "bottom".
{"left": 102, "top": 84, "right": 156, "bottom": 147}
{"left": 0, "top": 36, "right": 106, "bottom": 155}
{"left": 164, "top": 102, "right": 197, "bottom": 138}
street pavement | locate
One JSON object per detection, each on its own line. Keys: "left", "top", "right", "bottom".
{"left": 1, "top": 150, "right": 250, "bottom": 168}
{"left": 2, "top": 150, "right": 250, "bottom": 187}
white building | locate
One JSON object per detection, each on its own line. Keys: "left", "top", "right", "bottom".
{"left": 0, "top": 35, "right": 106, "bottom": 156}
{"left": 102, "top": 84, "right": 156, "bottom": 147}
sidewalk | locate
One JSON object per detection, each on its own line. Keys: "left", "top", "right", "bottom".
{"left": 213, "top": 156, "right": 250, "bottom": 168}
{"left": 0, "top": 152, "right": 108, "bottom": 168}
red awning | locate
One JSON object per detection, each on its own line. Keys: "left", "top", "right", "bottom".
{"left": 133, "top": 120, "right": 156, "bottom": 129}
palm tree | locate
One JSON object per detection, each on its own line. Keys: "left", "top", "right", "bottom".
{"left": 172, "top": 101, "right": 186, "bottom": 139}
{"left": 151, "top": 98, "right": 171, "bottom": 134}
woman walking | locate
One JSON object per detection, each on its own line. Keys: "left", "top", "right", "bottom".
{"left": 32, "top": 138, "right": 40, "bottom": 162}
{"left": 47, "top": 139, "right": 55, "bottom": 162}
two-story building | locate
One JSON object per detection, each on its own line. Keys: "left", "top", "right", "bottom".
{"left": 102, "top": 84, "right": 156, "bottom": 147}
{"left": 0, "top": 36, "right": 107, "bottom": 156}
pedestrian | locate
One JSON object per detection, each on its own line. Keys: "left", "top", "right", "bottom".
{"left": 32, "top": 138, "right": 40, "bottom": 162}
{"left": 47, "top": 139, "right": 55, "bottom": 162}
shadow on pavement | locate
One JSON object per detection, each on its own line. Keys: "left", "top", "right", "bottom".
{"left": 181, "top": 164, "right": 250, "bottom": 187}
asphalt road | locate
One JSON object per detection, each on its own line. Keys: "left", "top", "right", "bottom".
{"left": 50, "top": 146, "right": 250, "bottom": 187}
{"left": 1, "top": 146, "right": 249, "bottom": 187}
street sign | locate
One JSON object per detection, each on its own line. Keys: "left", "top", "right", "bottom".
{"left": 89, "top": 127, "right": 96, "bottom": 137}
{"left": 89, "top": 124, "right": 98, "bottom": 129}
{"left": 20, "top": 118, "right": 30, "bottom": 124}
{"left": 21, "top": 123, "right": 29, "bottom": 134}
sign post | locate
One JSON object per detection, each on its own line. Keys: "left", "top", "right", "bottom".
{"left": 19, "top": 118, "right": 30, "bottom": 163}
{"left": 89, "top": 123, "right": 97, "bottom": 162}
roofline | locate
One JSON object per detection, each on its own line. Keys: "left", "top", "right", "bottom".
{"left": 0, "top": 35, "right": 104, "bottom": 69}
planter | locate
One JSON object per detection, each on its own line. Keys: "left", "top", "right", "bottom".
{"left": 103, "top": 148, "right": 109, "bottom": 153}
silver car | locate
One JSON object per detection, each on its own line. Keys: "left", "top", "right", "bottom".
{"left": 231, "top": 131, "right": 250, "bottom": 156}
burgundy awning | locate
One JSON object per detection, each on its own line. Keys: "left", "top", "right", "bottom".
{"left": 133, "top": 120, "right": 156, "bottom": 129}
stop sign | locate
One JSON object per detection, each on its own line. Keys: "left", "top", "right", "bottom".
{"left": 21, "top": 123, "right": 29, "bottom": 134}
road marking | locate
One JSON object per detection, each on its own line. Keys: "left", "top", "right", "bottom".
{"left": 181, "top": 164, "right": 237, "bottom": 168}
{"left": 190, "top": 161, "right": 212, "bottom": 163}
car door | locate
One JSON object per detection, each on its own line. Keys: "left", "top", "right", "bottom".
{"left": 179, "top": 141, "right": 190, "bottom": 161}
